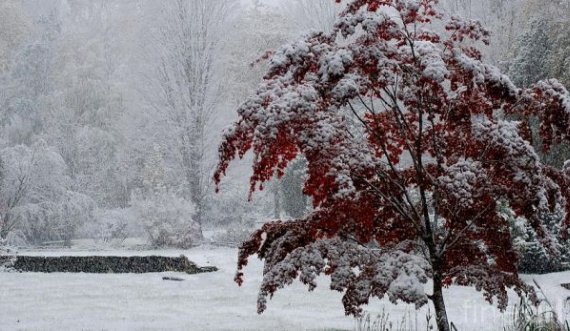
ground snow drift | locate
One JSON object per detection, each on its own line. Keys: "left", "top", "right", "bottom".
{"left": 1, "top": 245, "right": 569, "bottom": 330}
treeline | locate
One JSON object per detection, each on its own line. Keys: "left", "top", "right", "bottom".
{"left": 0, "top": 0, "right": 331, "bottom": 248}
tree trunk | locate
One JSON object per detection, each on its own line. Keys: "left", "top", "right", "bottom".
{"left": 0, "top": 216, "right": 11, "bottom": 241}
{"left": 181, "top": 130, "right": 205, "bottom": 242}
{"left": 431, "top": 272, "right": 451, "bottom": 331}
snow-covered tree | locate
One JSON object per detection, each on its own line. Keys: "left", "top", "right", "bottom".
{"left": 215, "top": 1, "right": 570, "bottom": 330}
{"left": 502, "top": 5, "right": 570, "bottom": 169}
{"left": 0, "top": 2, "right": 131, "bottom": 211}
{"left": 440, "top": 0, "right": 522, "bottom": 66}
{"left": 127, "top": 141, "right": 201, "bottom": 248}
{"left": 0, "top": 140, "right": 94, "bottom": 245}
{"left": 142, "top": 0, "right": 237, "bottom": 232}
{"left": 543, "top": 2, "right": 570, "bottom": 89}
{"left": 508, "top": 17, "right": 550, "bottom": 87}
{"left": 0, "top": 12, "right": 61, "bottom": 147}
{"left": 220, "top": 2, "right": 297, "bottom": 223}
{"left": 0, "top": 1, "right": 30, "bottom": 73}
{"left": 45, "top": 2, "right": 130, "bottom": 209}
{"left": 499, "top": 200, "right": 567, "bottom": 274}
{"left": 543, "top": 51, "right": 570, "bottom": 175}
{"left": 222, "top": 2, "right": 290, "bottom": 108}
{"left": 548, "top": 33, "right": 570, "bottom": 91}
{"left": 281, "top": 0, "right": 345, "bottom": 34}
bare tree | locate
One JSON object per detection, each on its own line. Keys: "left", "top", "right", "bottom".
{"left": 0, "top": 150, "right": 30, "bottom": 241}
{"left": 281, "top": 0, "right": 345, "bottom": 35}
{"left": 143, "top": 0, "right": 236, "bottom": 233}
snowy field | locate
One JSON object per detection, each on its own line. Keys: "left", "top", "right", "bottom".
{"left": 2, "top": 245, "right": 570, "bottom": 331}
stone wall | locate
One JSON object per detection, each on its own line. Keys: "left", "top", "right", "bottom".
{"left": 9, "top": 255, "right": 217, "bottom": 274}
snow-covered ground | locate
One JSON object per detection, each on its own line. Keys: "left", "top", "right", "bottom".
{"left": 1, "top": 245, "right": 570, "bottom": 330}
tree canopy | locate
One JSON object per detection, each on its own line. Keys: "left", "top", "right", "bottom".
{"left": 214, "top": 1, "right": 570, "bottom": 330}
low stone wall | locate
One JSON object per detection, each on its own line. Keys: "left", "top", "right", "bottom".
{"left": 10, "top": 255, "right": 217, "bottom": 274}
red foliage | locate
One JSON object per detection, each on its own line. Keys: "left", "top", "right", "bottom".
{"left": 214, "top": 0, "right": 570, "bottom": 323}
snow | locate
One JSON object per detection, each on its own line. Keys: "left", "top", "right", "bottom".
{"left": 0, "top": 246, "right": 365, "bottom": 331}
{"left": 437, "top": 159, "right": 483, "bottom": 208}
{"left": 319, "top": 48, "right": 353, "bottom": 82}
{"left": 2, "top": 245, "right": 570, "bottom": 330}
{"left": 534, "top": 79, "right": 570, "bottom": 114}
{"left": 414, "top": 41, "right": 449, "bottom": 82}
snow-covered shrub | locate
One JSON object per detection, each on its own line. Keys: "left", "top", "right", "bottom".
{"left": 10, "top": 191, "right": 95, "bottom": 246}
{"left": 89, "top": 208, "right": 135, "bottom": 244}
{"left": 205, "top": 179, "right": 273, "bottom": 246}
{"left": 0, "top": 238, "right": 7, "bottom": 255}
{"left": 131, "top": 189, "right": 201, "bottom": 249}
{"left": 0, "top": 140, "right": 95, "bottom": 246}
{"left": 204, "top": 180, "right": 273, "bottom": 227}
{"left": 212, "top": 217, "right": 257, "bottom": 247}
{"left": 2, "top": 229, "right": 26, "bottom": 247}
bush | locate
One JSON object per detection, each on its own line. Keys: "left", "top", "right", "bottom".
{"left": 212, "top": 218, "right": 257, "bottom": 247}
{"left": 204, "top": 179, "right": 273, "bottom": 227}
{"left": 88, "top": 208, "right": 135, "bottom": 244}
{"left": 132, "top": 189, "right": 201, "bottom": 249}
{"left": 0, "top": 142, "right": 95, "bottom": 246}
{"left": 2, "top": 229, "right": 26, "bottom": 247}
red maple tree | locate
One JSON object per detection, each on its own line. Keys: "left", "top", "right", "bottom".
{"left": 214, "top": 1, "right": 570, "bottom": 330}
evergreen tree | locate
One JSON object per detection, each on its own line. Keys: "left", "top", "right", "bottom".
{"left": 547, "top": 20, "right": 570, "bottom": 89}
{"left": 509, "top": 17, "right": 551, "bottom": 87}
{"left": 508, "top": 15, "right": 570, "bottom": 168}
{"left": 503, "top": 201, "right": 568, "bottom": 273}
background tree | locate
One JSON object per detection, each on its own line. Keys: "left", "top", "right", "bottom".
{"left": 0, "top": 1, "right": 30, "bottom": 73}
{"left": 508, "top": 17, "right": 551, "bottom": 88}
{"left": 281, "top": 0, "right": 343, "bottom": 34}
{"left": 2, "top": 0, "right": 568, "bottom": 256}
{"left": 0, "top": 140, "right": 93, "bottom": 245}
{"left": 440, "top": 0, "right": 521, "bottom": 67}
{"left": 215, "top": 1, "right": 570, "bottom": 330}
{"left": 499, "top": 200, "right": 568, "bottom": 274}
{"left": 141, "top": 0, "right": 236, "bottom": 235}
{"left": 212, "top": 1, "right": 293, "bottom": 226}
{"left": 506, "top": 2, "right": 570, "bottom": 168}
{"left": 547, "top": 21, "right": 570, "bottom": 89}
{"left": 47, "top": 1, "right": 129, "bottom": 209}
